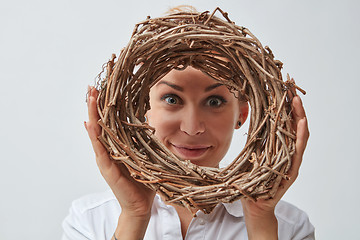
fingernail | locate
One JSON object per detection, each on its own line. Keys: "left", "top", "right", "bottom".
{"left": 84, "top": 121, "right": 88, "bottom": 131}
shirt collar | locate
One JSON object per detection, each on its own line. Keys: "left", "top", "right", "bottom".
{"left": 221, "top": 200, "right": 244, "bottom": 217}
{"left": 155, "top": 194, "right": 244, "bottom": 218}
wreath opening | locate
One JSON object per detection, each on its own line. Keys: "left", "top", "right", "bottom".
{"left": 95, "top": 7, "right": 305, "bottom": 214}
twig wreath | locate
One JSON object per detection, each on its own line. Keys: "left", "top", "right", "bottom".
{"left": 95, "top": 7, "right": 305, "bottom": 214}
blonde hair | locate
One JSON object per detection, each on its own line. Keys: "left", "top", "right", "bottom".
{"left": 165, "top": 5, "right": 199, "bottom": 15}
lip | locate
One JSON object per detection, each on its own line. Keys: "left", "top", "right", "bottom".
{"left": 170, "top": 143, "right": 211, "bottom": 159}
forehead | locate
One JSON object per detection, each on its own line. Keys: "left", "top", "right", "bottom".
{"left": 155, "top": 67, "right": 221, "bottom": 88}
{"left": 150, "top": 67, "right": 242, "bottom": 100}
{"left": 150, "top": 67, "right": 243, "bottom": 101}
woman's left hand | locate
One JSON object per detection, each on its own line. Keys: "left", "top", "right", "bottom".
{"left": 241, "top": 95, "right": 310, "bottom": 239}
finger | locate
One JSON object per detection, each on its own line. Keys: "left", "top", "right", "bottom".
{"left": 261, "top": 96, "right": 309, "bottom": 203}
{"left": 291, "top": 96, "right": 309, "bottom": 154}
{"left": 87, "top": 88, "right": 102, "bottom": 141}
{"left": 85, "top": 87, "right": 114, "bottom": 171}
{"left": 84, "top": 88, "right": 143, "bottom": 196}
{"left": 287, "top": 96, "right": 309, "bottom": 181}
{"left": 287, "top": 87, "right": 295, "bottom": 101}
{"left": 273, "top": 121, "right": 309, "bottom": 199}
{"left": 87, "top": 87, "right": 106, "bottom": 154}
{"left": 291, "top": 96, "right": 306, "bottom": 129}
{"left": 85, "top": 118, "right": 126, "bottom": 185}
{"left": 88, "top": 87, "right": 100, "bottom": 126}
{"left": 292, "top": 117, "right": 309, "bottom": 169}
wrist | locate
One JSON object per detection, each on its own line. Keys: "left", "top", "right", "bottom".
{"left": 243, "top": 209, "right": 278, "bottom": 240}
{"left": 113, "top": 211, "right": 151, "bottom": 240}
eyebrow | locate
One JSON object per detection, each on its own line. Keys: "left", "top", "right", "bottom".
{"left": 157, "top": 81, "right": 183, "bottom": 91}
{"left": 157, "top": 81, "right": 223, "bottom": 92}
{"left": 205, "top": 83, "right": 223, "bottom": 92}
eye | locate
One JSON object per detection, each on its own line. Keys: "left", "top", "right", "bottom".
{"left": 206, "top": 96, "right": 227, "bottom": 107}
{"left": 161, "top": 94, "right": 182, "bottom": 105}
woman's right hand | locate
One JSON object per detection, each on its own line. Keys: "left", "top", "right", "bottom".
{"left": 85, "top": 86, "right": 155, "bottom": 239}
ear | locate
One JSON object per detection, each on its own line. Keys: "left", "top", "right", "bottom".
{"left": 235, "top": 101, "right": 249, "bottom": 129}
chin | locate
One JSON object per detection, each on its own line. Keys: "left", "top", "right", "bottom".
{"left": 186, "top": 157, "right": 220, "bottom": 168}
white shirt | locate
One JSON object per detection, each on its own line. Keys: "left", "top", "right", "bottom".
{"left": 62, "top": 190, "right": 315, "bottom": 240}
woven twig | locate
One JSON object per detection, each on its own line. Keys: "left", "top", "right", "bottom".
{"left": 96, "top": 7, "right": 305, "bottom": 214}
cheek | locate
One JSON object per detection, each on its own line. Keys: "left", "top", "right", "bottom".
{"left": 212, "top": 119, "right": 235, "bottom": 145}
{"left": 147, "top": 109, "right": 179, "bottom": 142}
{"left": 209, "top": 111, "right": 237, "bottom": 147}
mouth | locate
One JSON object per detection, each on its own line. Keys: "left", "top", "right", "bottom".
{"left": 170, "top": 143, "right": 211, "bottom": 159}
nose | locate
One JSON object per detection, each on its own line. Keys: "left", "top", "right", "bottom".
{"left": 180, "top": 106, "right": 205, "bottom": 136}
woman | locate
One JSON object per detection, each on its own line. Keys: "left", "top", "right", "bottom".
{"left": 62, "top": 6, "right": 314, "bottom": 239}
{"left": 62, "top": 66, "right": 314, "bottom": 239}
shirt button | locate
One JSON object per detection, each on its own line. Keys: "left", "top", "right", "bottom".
{"left": 199, "top": 218, "right": 205, "bottom": 225}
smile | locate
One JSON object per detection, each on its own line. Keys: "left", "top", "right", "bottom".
{"left": 170, "top": 144, "right": 211, "bottom": 159}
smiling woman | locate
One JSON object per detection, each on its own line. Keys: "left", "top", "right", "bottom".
{"left": 62, "top": 6, "right": 314, "bottom": 240}
{"left": 147, "top": 67, "right": 249, "bottom": 168}
{"left": 93, "top": 7, "right": 301, "bottom": 211}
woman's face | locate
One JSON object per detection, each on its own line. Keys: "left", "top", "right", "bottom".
{"left": 146, "top": 67, "right": 248, "bottom": 167}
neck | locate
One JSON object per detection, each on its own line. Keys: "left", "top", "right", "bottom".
{"left": 171, "top": 203, "right": 195, "bottom": 239}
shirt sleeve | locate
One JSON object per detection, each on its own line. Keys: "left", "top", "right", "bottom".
{"left": 291, "top": 211, "right": 315, "bottom": 240}
{"left": 61, "top": 200, "right": 93, "bottom": 240}
{"left": 276, "top": 201, "right": 315, "bottom": 240}
{"left": 61, "top": 191, "right": 120, "bottom": 240}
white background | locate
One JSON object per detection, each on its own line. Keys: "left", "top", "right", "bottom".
{"left": 1, "top": 0, "right": 359, "bottom": 239}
